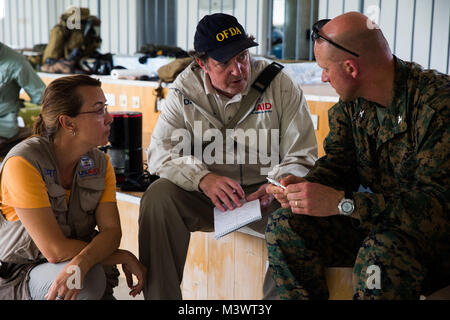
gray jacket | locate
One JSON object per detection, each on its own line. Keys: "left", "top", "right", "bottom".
{"left": 147, "top": 58, "right": 318, "bottom": 191}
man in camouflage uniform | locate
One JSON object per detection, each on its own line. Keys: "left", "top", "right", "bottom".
{"left": 265, "top": 12, "right": 449, "bottom": 299}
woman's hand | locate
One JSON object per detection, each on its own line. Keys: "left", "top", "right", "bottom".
{"left": 120, "top": 252, "right": 147, "bottom": 297}
{"left": 45, "top": 262, "right": 85, "bottom": 300}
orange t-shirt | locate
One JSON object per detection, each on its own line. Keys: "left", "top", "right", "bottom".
{"left": 0, "top": 155, "right": 117, "bottom": 222}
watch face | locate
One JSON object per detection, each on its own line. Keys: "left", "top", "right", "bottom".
{"left": 342, "top": 201, "right": 353, "bottom": 213}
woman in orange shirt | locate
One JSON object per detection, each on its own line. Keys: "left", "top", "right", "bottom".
{"left": 0, "top": 75, "right": 146, "bottom": 300}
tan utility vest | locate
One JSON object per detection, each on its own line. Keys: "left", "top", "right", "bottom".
{"left": 0, "top": 136, "right": 107, "bottom": 299}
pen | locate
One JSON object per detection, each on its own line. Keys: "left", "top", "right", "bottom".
{"left": 266, "top": 177, "right": 287, "bottom": 190}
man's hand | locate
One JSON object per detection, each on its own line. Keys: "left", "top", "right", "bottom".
{"left": 285, "top": 181, "right": 344, "bottom": 216}
{"left": 266, "top": 175, "right": 306, "bottom": 208}
{"left": 199, "top": 173, "right": 245, "bottom": 212}
{"left": 246, "top": 183, "right": 274, "bottom": 211}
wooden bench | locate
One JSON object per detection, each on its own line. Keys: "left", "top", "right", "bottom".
{"left": 116, "top": 191, "right": 270, "bottom": 299}
{"left": 325, "top": 267, "right": 450, "bottom": 300}
{"left": 117, "top": 191, "right": 449, "bottom": 300}
{"left": 117, "top": 192, "right": 356, "bottom": 300}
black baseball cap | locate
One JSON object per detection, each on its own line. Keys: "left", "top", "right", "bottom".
{"left": 194, "top": 13, "right": 259, "bottom": 63}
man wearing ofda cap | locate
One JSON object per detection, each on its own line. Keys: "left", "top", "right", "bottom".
{"left": 139, "top": 13, "right": 318, "bottom": 300}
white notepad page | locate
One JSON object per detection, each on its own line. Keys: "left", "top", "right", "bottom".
{"left": 213, "top": 199, "right": 262, "bottom": 240}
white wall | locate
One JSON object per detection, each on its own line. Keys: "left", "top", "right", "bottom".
{"left": 176, "top": 0, "right": 269, "bottom": 56}
{"left": 318, "top": 0, "right": 450, "bottom": 74}
{"left": 0, "top": 0, "right": 268, "bottom": 56}
{"left": 99, "top": 0, "right": 139, "bottom": 55}
{"left": 0, "top": 0, "right": 139, "bottom": 55}
{"left": 1, "top": 0, "right": 448, "bottom": 74}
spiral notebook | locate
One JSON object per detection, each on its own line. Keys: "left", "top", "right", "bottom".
{"left": 213, "top": 199, "right": 262, "bottom": 240}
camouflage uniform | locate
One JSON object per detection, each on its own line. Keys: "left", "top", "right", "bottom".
{"left": 266, "top": 57, "right": 450, "bottom": 299}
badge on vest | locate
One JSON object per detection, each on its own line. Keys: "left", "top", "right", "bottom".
{"left": 252, "top": 102, "right": 273, "bottom": 115}
{"left": 44, "top": 168, "right": 57, "bottom": 177}
{"left": 78, "top": 156, "right": 99, "bottom": 177}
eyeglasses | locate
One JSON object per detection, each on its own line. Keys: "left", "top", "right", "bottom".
{"left": 78, "top": 104, "right": 109, "bottom": 116}
{"left": 311, "top": 19, "right": 360, "bottom": 57}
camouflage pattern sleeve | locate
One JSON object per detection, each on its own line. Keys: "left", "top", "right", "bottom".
{"left": 305, "top": 66, "right": 449, "bottom": 243}
{"left": 304, "top": 102, "right": 361, "bottom": 192}
{"left": 356, "top": 73, "right": 450, "bottom": 242}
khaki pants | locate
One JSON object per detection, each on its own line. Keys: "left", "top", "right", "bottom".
{"left": 138, "top": 178, "right": 280, "bottom": 300}
{"left": 28, "top": 262, "right": 107, "bottom": 300}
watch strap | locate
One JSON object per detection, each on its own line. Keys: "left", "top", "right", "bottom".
{"left": 345, "top": 190, "right": 353, "bottom": 200}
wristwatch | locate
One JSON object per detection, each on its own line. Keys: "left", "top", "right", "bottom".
{"left": 338, "top": 191, "right": 355, "bottom": 216}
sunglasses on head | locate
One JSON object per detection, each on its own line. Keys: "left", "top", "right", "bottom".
{"left": 311, "top": 19, "right": 360, "bottom": 57}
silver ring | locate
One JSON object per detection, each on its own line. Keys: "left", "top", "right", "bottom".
{"left": 56, "top": 294, "right": 64, "bottom": 300}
